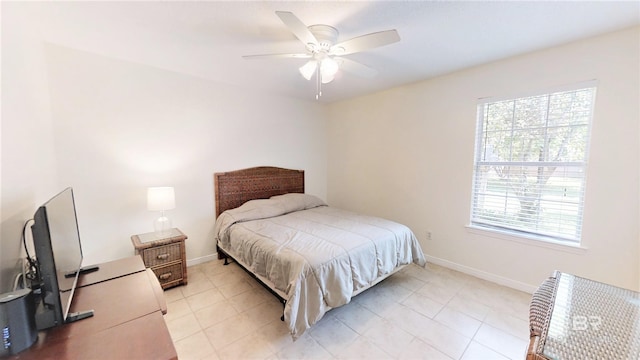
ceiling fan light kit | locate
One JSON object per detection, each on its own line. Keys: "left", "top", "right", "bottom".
{"left": 244, "top": 11, "right": 401, "bottom": 100}
{"left": 320, "top": 58, "right": 339, "bottom": 82}
{"left": 299, "top": 60, "right": 317, "bottom": 80}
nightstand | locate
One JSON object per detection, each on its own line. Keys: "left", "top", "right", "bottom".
{"left": 131, "top": 228, "right": 188, "bottom": 289}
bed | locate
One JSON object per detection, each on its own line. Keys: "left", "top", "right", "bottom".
{"left": 213, "top": 166, "right": 426, "bottom": 339}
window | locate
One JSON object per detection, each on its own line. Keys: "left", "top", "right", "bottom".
{"left": 470, "top": 84, "right": 596, "bottom": 243}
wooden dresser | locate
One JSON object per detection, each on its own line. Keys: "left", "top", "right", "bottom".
{"left": 131, "top": 228, "right": 188, "bottom": 289}
{"left": 12, "top": 256, "right": 176, "bottom": 359}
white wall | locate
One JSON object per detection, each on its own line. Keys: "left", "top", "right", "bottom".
{"left": 327, "top": 27, "right": 640, "bottom": 292}
{"left": 43, "top": 44, "right": 328, "bottom": 266}
{"left": 2, "top": 5, "right": 328, "bottom": 269}
{"left": 0, "top": 3, "right": 58, "bottom": 292}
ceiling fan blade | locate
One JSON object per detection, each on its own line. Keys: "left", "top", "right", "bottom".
{"left": 336, "top": 57, "right": 378, "bottom": 78}
{"left": 330, "top": 30, "right": 400, "bottom": 56}
{"left": 242, "top": 53, "right": 311, "bottom": 60}
{"left": 275, "top": 11, "right": 318, "bottom": 47}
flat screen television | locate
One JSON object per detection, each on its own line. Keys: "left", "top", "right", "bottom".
{"left": 30, "top": 187, "right": 97, "bottom": 330}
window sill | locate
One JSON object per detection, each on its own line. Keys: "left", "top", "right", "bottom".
{"left": 465, "top": 224, "right": 588, "bottom": 254}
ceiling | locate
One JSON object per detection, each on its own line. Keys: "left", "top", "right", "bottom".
{"left": 26, "top": 1, "right": 640, "bottom": 103}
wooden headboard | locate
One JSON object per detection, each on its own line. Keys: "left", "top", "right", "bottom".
{"left": 214, "top": 166, "right": 305, "bottom": 217}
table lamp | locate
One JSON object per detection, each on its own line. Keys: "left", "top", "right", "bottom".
{"left": 147, "top": 187, "right": 175, "bottom": 234}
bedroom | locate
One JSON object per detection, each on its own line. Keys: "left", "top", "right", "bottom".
{"left": 1, "top": 1, "right": 639, "bottom": 359}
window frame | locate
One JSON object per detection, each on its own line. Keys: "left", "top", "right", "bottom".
{"left": 470, "top": 81, "right": 597, "bottom": 245}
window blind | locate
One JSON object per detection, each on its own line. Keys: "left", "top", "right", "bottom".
{"left": 470, "top": 85, "right": 596, "bottom": 243}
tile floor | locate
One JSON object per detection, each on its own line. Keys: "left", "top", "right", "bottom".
{"left": 163, "top": 259, "right": 532, "bottom": 360}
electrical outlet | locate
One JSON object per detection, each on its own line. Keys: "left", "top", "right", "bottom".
{"left": 426, "top": 231, "right": 432, "bottom": 241}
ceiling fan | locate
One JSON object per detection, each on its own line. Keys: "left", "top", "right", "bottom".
{"left": 243, "top": 11, "right": 401, "bottom": 99}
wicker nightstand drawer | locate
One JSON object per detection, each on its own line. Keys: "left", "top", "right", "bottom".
{"left": 152, "top": 262, "right": 184, "bottom": 288}
{"left": 131, "top": 228, "right": 188, "bottom": 290}
{"left": 142, "top": 243, "right": 181, "bottom": 267}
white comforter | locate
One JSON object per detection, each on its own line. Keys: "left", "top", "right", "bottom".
{"left": 214, "top": 193, "right": 426, "bottom": 339}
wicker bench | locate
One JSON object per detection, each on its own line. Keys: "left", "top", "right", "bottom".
{"left": 527, "top": 271, "right": 640, "bottom": 360}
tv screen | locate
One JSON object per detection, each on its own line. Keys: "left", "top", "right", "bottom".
{"left": 30, "top": 187, "right": 85, "bottom": 329}
{"left": 42, "top": 188, "right": 84, "bottom": 291}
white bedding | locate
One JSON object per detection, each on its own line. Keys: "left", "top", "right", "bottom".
{"left": 214, "top": 193, "right": 426, "bottom": 339}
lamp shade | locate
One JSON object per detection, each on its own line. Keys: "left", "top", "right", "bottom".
{"left": 299, "top": 60, "right": 317, "bottom": 80}
{"left": 320, "top": 57, "right": 339, "bottom": 84}
{"left": 147, "top": 187, "right": 175, "bottom": 211}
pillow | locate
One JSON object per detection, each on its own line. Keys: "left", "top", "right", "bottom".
{"left": 270, "top": 193, "right": 327, "bottom": 212}
{"left": 223, "top": 198, "right": 285, "bottom": 220}
{"left": 215, "top": 193, "right": 327, "bottom": 243}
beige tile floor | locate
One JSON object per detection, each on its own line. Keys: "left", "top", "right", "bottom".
{"left": 163, "top": 259, "right": 532, "bottom": 360}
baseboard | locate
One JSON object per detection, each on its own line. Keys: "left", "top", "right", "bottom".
{"left": 186, "top": 253, "right": 218, "bottom": 267}
{"left": 424, "top": 254, "right": 538, "bottom": 294}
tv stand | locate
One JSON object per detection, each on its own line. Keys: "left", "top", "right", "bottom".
{"left": 64, "top": 264, "right": 100, "bottom": 278}
{"left": 12, "top": 256, "right": 176, "bottom": 359}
